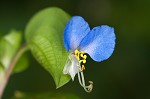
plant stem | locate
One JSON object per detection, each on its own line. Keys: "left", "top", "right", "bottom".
{"left": 0, "top": 44, "right": 29, "bottom": 99}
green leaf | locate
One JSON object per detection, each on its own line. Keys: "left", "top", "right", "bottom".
{"left": 13, "top": 53, "right": 29, "bottom": 74}
{"left": 0, "top": 30, "right": 25, "bottom": 83}
{"left": 12, "top": 91, "right": 80, "bottom": 99}
{"left": 25, "top": 7, "right": 71, "bottom": 88}
{"left": 0, "top": 30, "right": 22, "bottom": 69}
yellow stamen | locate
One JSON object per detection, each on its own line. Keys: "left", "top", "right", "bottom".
{"left": 81, "top": 65, "right": 85, "bottom": 71}
{"left": 83, "top": 55, "right": 87, "bottom": 59}
{"left": 79, "top": 60, "right": 86, "bottom": 64}
{"left": 80, "top": 53, "right": 84, "bottom": 57}
{"left": 74, "top": 49, "right": 87, "bottom": 71}
{"left": 75, "top": 49, "right": 80, "bottom": 60}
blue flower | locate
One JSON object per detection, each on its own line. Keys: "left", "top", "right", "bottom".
{"left": 63, "top": 16, "right": 116, "bottom": 92}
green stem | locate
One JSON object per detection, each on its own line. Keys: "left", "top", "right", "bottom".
{"left": 0, "top": 44, "right": 29, "bottom": 99}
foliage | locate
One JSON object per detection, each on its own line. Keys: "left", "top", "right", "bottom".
{"left": 0, "top": 30, "right": 22, "bottom": 70}
{"left": 0, "top": 7, "right": 78, "bottom": 99}
{"left": 0, "top": 31, "right": 28, "bottom": 83}
{"left": 25, "top": 7, "right": 71, "bottom": 88}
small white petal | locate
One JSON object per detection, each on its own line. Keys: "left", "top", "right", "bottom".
{"left": 63, "top": 56, "right": 71, "bottom": 74}
{"left": 63, "top": 54, "right": 80, "bottom": 80}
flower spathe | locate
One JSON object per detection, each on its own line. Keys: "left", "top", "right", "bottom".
{"left": 63, "top": 16, "right": 116, "bottom": 92}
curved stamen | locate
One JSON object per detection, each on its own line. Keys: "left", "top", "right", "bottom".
{"left": 77, "top": 66, "right": 93, "bottom": 93}
{"left": 77, "top": 71, "right": 83, "bottom": 87}
{"left": 75, "top": 49, "right": 93, "bottom": 92}
{"left": 74, "top": 49, "right": 87, "bottom": 71}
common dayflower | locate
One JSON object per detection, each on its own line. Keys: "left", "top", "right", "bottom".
{"left": 63, "top": 16, "right": 116, "bottom": 92}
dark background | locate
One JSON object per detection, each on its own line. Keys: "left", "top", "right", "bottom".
{"left": 0, "top": 0, "right": 150, "bottom": 99}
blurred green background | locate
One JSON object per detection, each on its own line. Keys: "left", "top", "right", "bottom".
{"left": 0, "top": 0, "right": 150, "bottom": 99}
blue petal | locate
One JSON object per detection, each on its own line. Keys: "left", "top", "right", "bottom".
{"left": 80, "top": 25, "right": 116, "bottom": 62}
{"left": 64, "top": 16, "right": 90, "bottom": 51}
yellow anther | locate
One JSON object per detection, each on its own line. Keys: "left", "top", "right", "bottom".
{"left": 83, "top": 59, "right": 86, "bottom": 63}
{"left": 75, "top": 49, "right": 80, "bottom": 55}
{"left": 75, "top": 49, "right": 80, "bottom": 60}
{"left": 83, "top": 55, "right": 87, "bottom": 59}
{"left": 74, "top": 49, "right": 87, "bottom": 70}
{"left": 79, "top": 60, "right": 86, "bottom": 63}
{"left": 80, "top": 53, "right": 84, "bottom": 57}
{"left": 81, "top": 65, "right": 85, "bottom": 71}
{"left": 80, "top": 53, "right": 87, "bottom": 59}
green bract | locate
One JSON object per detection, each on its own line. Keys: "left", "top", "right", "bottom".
{"left": 25, "top": 7, "right": 71, "bottom": 88}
